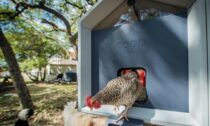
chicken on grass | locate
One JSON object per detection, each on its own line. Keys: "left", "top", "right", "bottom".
{"left": 86, "top": 71, "right": 145, "bottom": 122}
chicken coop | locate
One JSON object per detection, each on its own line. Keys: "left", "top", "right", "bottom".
{"left": 78, "top": 0, "right": 210, "bottom": 125}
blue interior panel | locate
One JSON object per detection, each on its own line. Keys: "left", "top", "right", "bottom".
{"left": 91, "top": 14, "right": 189, "bottom": 112}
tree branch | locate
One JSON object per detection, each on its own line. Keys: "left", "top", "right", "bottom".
{"left": 0, "top": 3, "right": 27, "bottom": 20}
{"left": 64, "top": 0, "right": 87, "bottom": 14}
{"left": 11, "top": 1, "right": 72, "bottom": 36}
{"left": 64, "top": 0, "right": 83, "bottom": 9}
{"left": 0, "top": 12, "right": 14, "bottom": 20}
{"left": 6, "top": 0, "right": 29, "bottom": 19}
{"left": 86, "top": 0, "right": 96, "bottom": 6}
{"left": 41, "top": 18, "right": 66, "bottom": 32}
{"left": 25, "top": 71, "right": 38, "bottom": 82}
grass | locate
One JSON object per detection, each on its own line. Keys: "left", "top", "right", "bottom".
{"left": 0, "top": 83, "right": 77, "bottom": 126}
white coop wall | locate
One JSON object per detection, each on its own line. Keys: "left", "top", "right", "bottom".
{"left": 188, "top": 0, "right": 208, "bottom": 125}
{"left": 207, "top": 0, "right": 210, "bottom": 126}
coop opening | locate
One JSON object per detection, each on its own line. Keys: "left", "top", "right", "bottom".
{"left": 117, "top": 67, "right": 147, "bottom": 103}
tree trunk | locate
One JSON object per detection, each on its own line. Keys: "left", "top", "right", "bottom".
{"left": 41, "top": 67, "right": 46, "bottom": 82}
{"left": 25, "top": 71, "right": 39, "bottom": 82}
{"left": 72, "top": 43, "right": 78, "bottom": 60}
{"left": 0, "top": 28, "right": 33, "bottom": 109}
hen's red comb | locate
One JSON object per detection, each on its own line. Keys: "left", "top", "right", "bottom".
{"left": 86, "top": 96, "right": 92, "bottom": 107}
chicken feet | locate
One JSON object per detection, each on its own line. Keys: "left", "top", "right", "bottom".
{"left": 113, "top": 105, "right": 120, "bottom": 114}
{"left": 116, "top": 106, "right": 129, "bottom": 123}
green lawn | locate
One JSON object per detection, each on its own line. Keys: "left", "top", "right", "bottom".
{"left": 0, "top": 83, "right": 77, "bottom": 126}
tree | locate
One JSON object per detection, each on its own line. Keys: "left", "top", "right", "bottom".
{"left": 6, "top": 22, "right": 65, "bottom": 82}
{"left": 2, "top": 0, "right": 97, "bottom": 60}
{"left": 0, "top": 27, "right": 33, "bottom": 109}
{"left": 0, "top": 0, "right": 97, "bottom": 109}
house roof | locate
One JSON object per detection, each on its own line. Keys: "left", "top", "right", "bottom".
{"left": 48, "top": 58, "right": 77, "bottom": 66}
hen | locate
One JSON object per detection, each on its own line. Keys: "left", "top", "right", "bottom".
{"left": 86, "top": 71, "right": 145, "bottom": 121}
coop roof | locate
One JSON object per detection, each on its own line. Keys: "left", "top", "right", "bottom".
{"left": 80, "top": 0, "right": 195, "bottom": 30}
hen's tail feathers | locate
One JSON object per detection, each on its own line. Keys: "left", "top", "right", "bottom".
{"left": 18, "top": 108, "right": 34, "bottom": 121}
{"left": 15, "top": 108, "right": 34, "bottom": 126}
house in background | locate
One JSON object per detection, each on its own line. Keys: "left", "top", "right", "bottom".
{"left": 46, "top": 48, "right": 77, "bottom": 81}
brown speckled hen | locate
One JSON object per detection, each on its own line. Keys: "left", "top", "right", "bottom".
{"left": 86, "top": 71, "right": 145, "bottom": 121}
